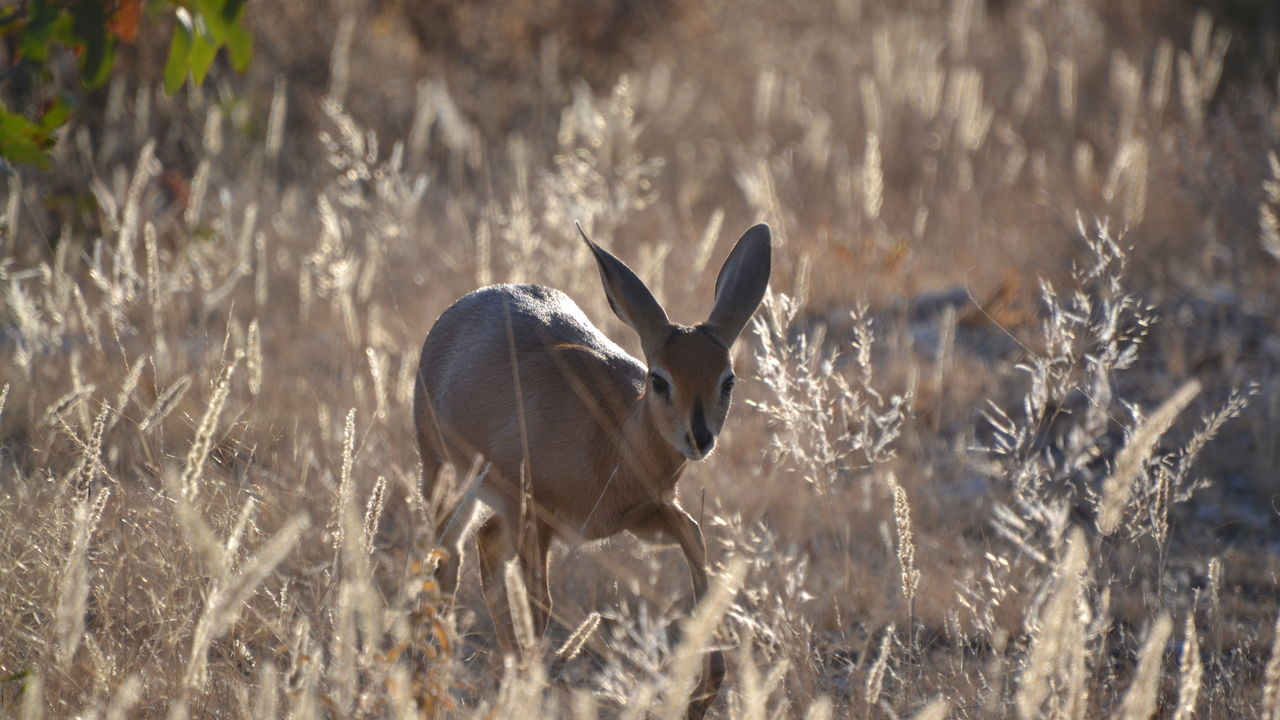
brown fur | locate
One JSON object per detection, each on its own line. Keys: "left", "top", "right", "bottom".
{"left": 413, "top": 224, "right": 771, "bottom": 718}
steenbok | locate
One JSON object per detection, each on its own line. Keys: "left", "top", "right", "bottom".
{"left": 413, "top": 222, "right": 771, "bottom": 716}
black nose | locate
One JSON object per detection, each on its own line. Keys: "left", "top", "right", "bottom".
{"left": 691, "top": 400, "right": 714, "bottom": 455}
{"left": 693, "top": 428, "right": 714, "bottom": 455}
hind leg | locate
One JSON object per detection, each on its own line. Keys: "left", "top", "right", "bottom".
{"left": 435, "top": 488, "right": 482, "bottom": 599}
{"left": 416, "top": 422, "right": 475, "bottom": 599}
{"left": 476, "top": 515, "right": 518, "bottom": 654}
{"left": 518, "top": 520, "right": 554, "bottom": 638}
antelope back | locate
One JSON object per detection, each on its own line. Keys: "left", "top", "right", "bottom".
{"left": 414, "top": 283, "right": 646, "bottom": 487}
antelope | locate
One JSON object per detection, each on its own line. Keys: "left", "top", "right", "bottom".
{"left": 413, "top": 222, "right": 771, "bottom": 716}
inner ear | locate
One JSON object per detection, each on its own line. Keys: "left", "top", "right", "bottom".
{"left": 705, "top": 223, "right": 772, "bottom": 346}
{"left": 578, "top": 223, "right": 671, "bottom": 356}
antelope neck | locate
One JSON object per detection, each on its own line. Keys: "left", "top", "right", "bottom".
{"left": 610, "top": 388, "right": 685, "bottom": 495}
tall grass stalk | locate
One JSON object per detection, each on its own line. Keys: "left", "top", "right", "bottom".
{"left": 55, "top": 489, "right": 109, "bottom": 669}
{"left": 19, "top": 672, "right": 42, "bottom": 720}
{"left": 1173, "top": 613, "right": 1203, "bottom": 720}
{"left": 1016, "top": 527, "right": 1090, "bottom": 720}
{"left": 910, "top": 697, "right": 948, "bottom": 720}
{"left": 180, "top": 354, "right": 241, "bottom": 500}
{"left": 1097, "top": 379, "right": 1201, "bottom": 535}
{"left": 1117, "top": 613, "right": 1173, "bottom": 720}
{"left": 658, "top": 558, "right": 746, "bottom": 720}
{"left": 179, "top": 510, "right": 309, "bottom": 695}
{"left": 1263, "top": 611, "right": 1280, "bottom": 720}
{"left": 890, "top": 474, "right": 920, "bottom": 663}
{"left": 865, "top": 623, "right": 895, "bottom": 718}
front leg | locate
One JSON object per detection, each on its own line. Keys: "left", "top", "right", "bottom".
{"left": 629, "top": 501, "right": 709, "bottom": 607}
{"left": 660, "top": 503, "right": 710, "bottom": 604}
{"left": 631, "top": 501, "right": 723, "bottom": 719}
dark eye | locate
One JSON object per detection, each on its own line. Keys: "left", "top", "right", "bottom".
{"left": 721, "top": 375, "right": 736, "bottom": 396}
{"left": 650, "top": 373, "right": 670, "bottom": 399}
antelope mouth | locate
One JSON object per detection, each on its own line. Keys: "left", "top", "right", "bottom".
{"left": 678, "top": 435, "right": 715, "bottom": 461}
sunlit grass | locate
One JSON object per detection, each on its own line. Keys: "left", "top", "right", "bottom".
{"left": 2, "top": 0, "right": 1278, "bottom": 717}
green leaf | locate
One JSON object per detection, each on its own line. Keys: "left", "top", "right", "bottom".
{"left": 70, "top": 0, "right": 115, "bottom": 88}
{"left": 226, "top": 0, "right": 252, "bottom": 72}
{"left": 197, "top": 0, "right": 247, "bottom": 36}
{"left": 226, "top": 24, "right": 252, "bottom": 72}
{"left": 18, "top": 0, "right": 64, "bottom": 65}
{"left": 163, "top": 8, "right": 194, "bottom": 94}
{"left": 187, "top": 14, "right": 219, "bottom": 87}
{"left": 222, "top": 0, "right": 248, "bottom": 23}
{"left": 189, "top": 0, "right": 252, "bottom": 72}
{"left": 2, "top": 668, "right": 33, "bottom": 683}
{"left": 0, "top": 7, "right": 27, "bottom": 34}
{"left": 193, "top": 0, "right": 229, "bottom": 43}
{"left": 0, "top": 96, "right": 73, "bottom": 167}
{"left": 0, "top": 106, "right": 53, "bottom": 168}
{"left": 38, "top": 95, "right": 74, "bottom": 133}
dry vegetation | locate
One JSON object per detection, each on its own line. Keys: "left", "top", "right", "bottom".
{"left": 2, "top": 0, "right": 1280, "bottom": 717}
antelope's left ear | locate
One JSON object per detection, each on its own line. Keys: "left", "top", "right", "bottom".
{"left": 704, "top": 223, "right": 771, "bottom": 346}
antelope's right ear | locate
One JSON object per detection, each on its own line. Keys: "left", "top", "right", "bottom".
{"left": 578, "top": 222, "right": 670, "bottom": 357}
{"left": 705, "top": 223, "right": 771, "bottom": 346}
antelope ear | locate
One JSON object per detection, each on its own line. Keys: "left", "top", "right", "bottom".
{"left": 578, "top": 222, "right": 670, "bottom": 357}
{"left": 705, "top": 223, "right": 772, "bottom": 346}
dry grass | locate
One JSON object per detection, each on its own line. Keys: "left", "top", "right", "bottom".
{"left": 2, "top": 0, "right": 1279, "bottom": 717}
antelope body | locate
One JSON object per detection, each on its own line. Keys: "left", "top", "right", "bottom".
{"left": 413, "top": 223, "right": 771, "bottom": 715}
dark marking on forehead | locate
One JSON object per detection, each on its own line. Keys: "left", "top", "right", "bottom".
{"left": 653, "top": 325, "right": 731, "bottom": 391}
{"left": 694, "top": 323, "right": 730, "bottom": 349}
{"left": 663, "top": 325, "right": 729, "bottom": 351}
{"left": 662, "top": 324, "right": 727, "bottom": 347}
{"left": 659, "top": 325, "right": 682, "bottom": 347}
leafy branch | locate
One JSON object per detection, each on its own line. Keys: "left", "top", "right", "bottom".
{"left": 0, "top": 0, "right": 253, "bottom": 168}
